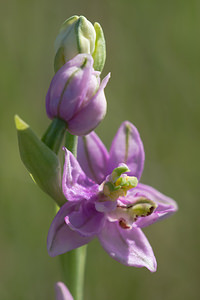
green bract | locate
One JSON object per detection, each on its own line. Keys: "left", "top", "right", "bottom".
{"left": 54, "top": 15, "right": 106, "bottom": 72}
{"left": 15, "top": 115, "right": 66, "bottom": 207}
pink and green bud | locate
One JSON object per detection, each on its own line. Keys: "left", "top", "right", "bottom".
{"left": 54, "top": 15, "right": 106, "bottom": 72}
{"left": 46, "top": 54, "right": 110, "bottom": 136}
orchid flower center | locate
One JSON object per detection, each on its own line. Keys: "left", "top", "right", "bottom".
{"left": 109, "top": 197, "right": 157, "bottom": 229}
{"left": 102, "top": 164, "right": 138, "bottom": 201}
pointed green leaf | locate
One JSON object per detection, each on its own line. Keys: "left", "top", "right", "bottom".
{"left": 15, "top": 115, "right": 66, "bottom": 206}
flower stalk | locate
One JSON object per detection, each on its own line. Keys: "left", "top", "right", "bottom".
{"left": 42, "top": 118, "right": 67, "bottom": 154}
{"left": 41, "top": 116, "right": 87, "bottom": 300}
{"left": 65, "top": 132, "right": 78, "bottom": 158}
{"left": 60, "top": 245, "right": 87, "bottom": 300}
{"left": 63, "top": 131, "right": 87, "bottom": 300}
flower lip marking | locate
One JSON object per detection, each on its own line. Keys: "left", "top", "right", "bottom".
{"left": 102, "top": 164, "right": 138, "bottom": 201}
{"left": 108, "top": 197, "right": 157, "bottom": 229}
{"left": 119, "top": 219, "right": 131, "bottom": 229}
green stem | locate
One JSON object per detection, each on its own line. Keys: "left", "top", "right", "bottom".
{"left": 55, "top": 202, "right": 87, "bottom": 300}
{"left": 65, "top": 131, "right": 78, "bottom": 157}
{"left": 42, "top": 120, "right": 87, "bottom": 300}
{"left": 60, "top": 131, "right": 87, "bottom": 300}
{"left": 41, "top": 118, "right": 67, "bottom": 154}
{"left": 60, "top": 245, "right": 87, "bottom": 300}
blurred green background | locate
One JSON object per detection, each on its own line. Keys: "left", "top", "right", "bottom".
{"left": 1, "top": 0, "right": 199, "bottom": 299}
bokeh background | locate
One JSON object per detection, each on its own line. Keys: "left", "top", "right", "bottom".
{"left": 1, "top": 0, "right": 199, "bottom": 299}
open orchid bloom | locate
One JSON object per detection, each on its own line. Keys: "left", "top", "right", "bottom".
{"left": 47, "top": 121, "right": 177, "bottom": 272}
{"left": 55, "top": 282, "right": 73, "bottom": 300}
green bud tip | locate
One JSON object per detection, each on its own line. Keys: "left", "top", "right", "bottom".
{"left": 14, "top": 115, "right": 29, "bottom": 131}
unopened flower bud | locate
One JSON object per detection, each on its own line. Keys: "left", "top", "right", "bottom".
{"left": 54, "top": 15, "right": 106, "bottom": 72}
{"left": 46, "top": 54, "right": 110, "bottom": 136}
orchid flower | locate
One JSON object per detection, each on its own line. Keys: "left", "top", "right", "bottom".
{"left": 47, "top": 121, "right": 177, "bottom": 272}
{"left": 55, "top": 282, "right": 73, "bottom": 300}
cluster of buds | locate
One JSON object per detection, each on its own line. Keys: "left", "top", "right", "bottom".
{"left": 45, "top": 15, "right": 109, "bottom": 137}
{"left": 15, "top": 15, "right": 110, "bottom": 203}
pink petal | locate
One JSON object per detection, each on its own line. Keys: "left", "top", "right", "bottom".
{"left": 46, "top": 54, "right": 93, "bottom": 121}
{"left": 108, "top": 121, "right": 145, "bottom": 180}
{"left": 98, "top": 220, "right": 157, "bottom": 272}
{"left": 77, "top": 132, "right": 109, "bottom": 184}
{"left": 67, "top": 73, "right": 110, "bottom": 135}
{"left": 65, "top": 202, "right": 105, "bottom": 237}
{"left": 47, "top": 201, "right": 92, "bottom": 257}
{"left": 128, "top": 183, "right": 178, "bottom": 228}
{"left": 62, "top": 148, "right": 98, "bottom": 202}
